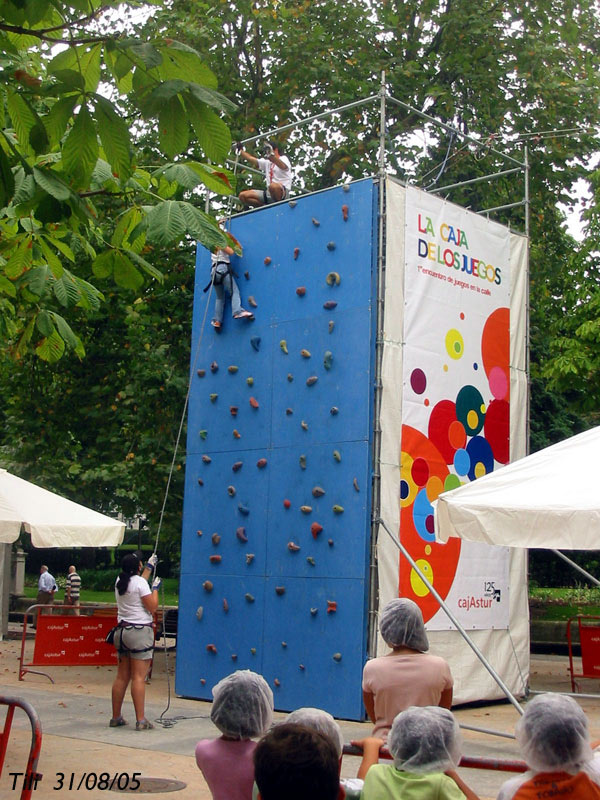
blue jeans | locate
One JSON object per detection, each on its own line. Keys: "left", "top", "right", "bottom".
{"left": 213, "top": 274, "right": 243, "bottom": 322}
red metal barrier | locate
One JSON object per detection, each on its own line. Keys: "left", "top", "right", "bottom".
{"left": 0, "top": 696, "right": 43, "bottom": 800}
{"left": 567, "top": 615, "right": 600, "bottom": 692}
{"left": 342, "top": 743, "right": 527, "bottom": 773}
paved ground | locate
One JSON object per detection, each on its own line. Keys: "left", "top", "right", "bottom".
{"left": 2, "top": 628, "right": 600, "bottom": 800}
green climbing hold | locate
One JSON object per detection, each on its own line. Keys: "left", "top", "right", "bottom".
{"left": 333, "top": 450, "right": 341, "bottom": 462}
{"left": 332, "top": 504, "right": 344, "bottom": 514}
{"left": 245, "top": 593, "right": 255, "bottom": 603}
{"left": 326, "top": 271, "right": 341, "bottom": 285}
{"left": 323, "top": 351, "right": 333, "bottom": 370}
{"left": 280, "top": 340, "right": 288, "bottom": 354}
{"left": 247, "top": 377, "right": 254, "bottom": 386}
{"left": 299, "top": 454, "right": 307, "bottom": 469}
{"left": 209, "top": 393, "right": 218, "bottom": 403}
{"left": 199, "top": 430, "right": 207, "bottom": 439}
{"left": 306, "top": 557, "right": 316, "bottom": 566}
{"left": 228, "top": 365, "right": 239, "bottom": 373}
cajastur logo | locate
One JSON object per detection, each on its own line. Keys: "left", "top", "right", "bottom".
{"left": 458, "top": 581, "right": 502, "bottom": 610}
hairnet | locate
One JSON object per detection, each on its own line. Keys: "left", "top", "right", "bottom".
{"left": 516, "top": 693, "right": 592, "bottom": 772}
{"left": 388, "top": 706, "right": 461, "bottom": 773}
{"left": 210, "top": 670, "right": 273, "bottom": 739}
{"left": 379, "top": 598, "right": 429, "bottom": 651}
{"left": 285, "top": 708, "right": 344, "bottom": 757}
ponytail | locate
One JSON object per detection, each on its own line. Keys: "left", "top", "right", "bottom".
{"left": 116, "top": 553, "right": 140, "bottom": 596}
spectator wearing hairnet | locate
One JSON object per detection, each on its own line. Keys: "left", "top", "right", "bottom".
{"left": 362, "top": 598, "right": 453, "bottom": 740}
{"left": 195, "top": 670, "right": 274, "bottom": 800}
{"left": 497, "top": 694, "right": 600, "bottom": 800}
{"left": 360, "top": 707, "right": 479, "bottom": 800}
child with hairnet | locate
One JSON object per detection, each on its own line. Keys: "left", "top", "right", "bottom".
{"left": 362, "top": 598, "right": 453, "bottom": 741}
{"left": 195, "top": 670, "right": 274, "bottom": 800}
{"left": 497, "top": 693, "right": 600, "bottom": 799}
{"left": 358, "top": 706, "right": 479, "bottom": 800}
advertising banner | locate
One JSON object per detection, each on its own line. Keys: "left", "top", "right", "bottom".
{"left": 32, "top": 614, "right": 118, "bottom": 666}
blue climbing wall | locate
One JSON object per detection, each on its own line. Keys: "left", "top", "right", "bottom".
{"left": 176, "top": 179, "right": 377, "bottom": 719}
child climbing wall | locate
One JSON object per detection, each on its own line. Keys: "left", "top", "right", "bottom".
{"left": 176, "top": 179, "right": 378, "bottom": 719}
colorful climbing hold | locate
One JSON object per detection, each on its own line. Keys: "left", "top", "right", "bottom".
{"left": 203, "top": 580, "right": 213, "bottom": 592}
{"left": 333, "top": 450, "right": 341, "bottom": 462}
{"left": 312, "top": 217, "right": 320, "bottom": 226}
{"left": 245, "top": 553, "right": 255, "bottom": 564}
{"left": 238, "top": 503, "right": 250, "bottom": 515}
{"left": 328, "top": 538, "right": 334, "bottom": 546}
{"left": 206, "top": 644, "right": 217, "bottom": 654}
{"left": 300, "top": 348, "right": 311, "bottom": 358}
{"left": 264, "top": 256, "right": 272, "bottom": 265}
{"left": 312, "top": 486, "right": 325, "bottom": 497}
{"left": 283, "top": 498, "right": 291, "bottom": 509}
{"left": 232, "top": 461, "right": 243, "bottom": 472}
{"left": 249, "top": 396, "right": 259, "bottom": 409}
{"left": 280, "top": 339, "right": 288, "bottom": 354}
{"left": 275, "top": 586, "right": 285, "bottom": 596}
{"left": 299, "top": 454, "right": 306, "bottom": 469}
{"left": 306, "top": 556, "right": 316, "bottom": 566}
{"left": 197, "top": 530, "right": 203, "bottom": 537}
{"left": 328, "top": 320, "right": 335, "bottom": 333}
{"left": 332, "top": 652, "right": 342, "bottom": 662}
{"left": 231, "top": 653, "right": 237, "bottom": 660}
{"left": 323, "top": 300, "right": 337, "bottom": 310}
{"left": 244, "top": 271, "right": 250, "bottom": 279}
{"left": 209, "top": 393, "right": 218, "bottom": 403}
{"left": 306, "top": 376, "right": 318, "bottom": 386}
{"left": 311, "top": 522, "right": 323, "bottom": 539}
{"left": 342, "top": 204, "right": 349, "bottom": 220}
{"left": 202, "top": 455, "right": 212, "bottom": 464}
{"left": 301, "top": 420, "right": 308, "bottom": 431}
{"left": 289, "top": 200, "right": 297, "bottom": 207}
{"left": 248, "top": 295, "right": 257, "bottom": 308}
{"left": 227, "top": 485, "right": 236, "bottom": 496}
{"left": 250, "top": 647, "right": 257, "bottom": 654}
{"left": 211, "top": 533, "right": 221, "bottom": 546}
{"left": 230, "top": 406, "right": 238, "bottom": 416}
{"left": 299, "top": 664, "right": 305, "bottom": 670}
{"left": 256, "top": 458, "right": 267, "bottom": 468}
{"left": 250, "top": 336, "right": 261, "bottom": 351}
{"left": 296, "top": 286, "right": 306, "bottom": 296}
{"left": 210, "top": 361, "right": 218, "bottom": 372}
{"left": 287, "top": 373, "right": 294, "bottom": 382}
{"left": 245, "top": 593, "right": 255, "bottom": 603}
{"left": 197, "top": 478, "right": 204, "bottom": 486}
{"left": 332, "top": 504, "right": 344, "bottom": 514}
{"left": 310, "top": 607, "right": 318, "bottom": 616}
{"left": 326, "top": 241, "right": 336, "bottom": 251}
{"left": 233, "top": 429, "right": 241, "bottom": 439}
{"left": 330, "top": 406, "right": 339, "bottom": 415}
{"left": 200, "top": 678, "right": 206, "bottom": 685}
{"left": 282, "top": 641, "right": 287, "bottom": 648}
{"left": 343, "top": 184, "right": 350, "bottom": 192}
{"left": 274, "top": 678, "right": 281, "bottom": 687}
{"left": 300, "top": 505, "right": 313, "bottom": 514}
{"left": 196, "top": 607, "right": 203, "bottom": 620}
{"left": 228, "top": 365, "right": 239, "bottom": 374}
{"left": 197, "top": 369, "right": 205, "bottom": 378}
{"left": 293, "top": 247, "right": 300, "bottom": 259}
{"left": 353, "top": 477, "right": 360, "bottom": 492}
{"left": 209, "top": 554, "right": 222, "bottom": 564}
{"left": 323, "top": 351, "right": 333, "bottom": 370}
{"left": 327, "top": 600, "right": 338, "bottom": 614}
{"left": 287, "top": 542, "right": 300, "bottom": 552}
{"left": 326, "top": 271, "right": 341, "bottom": 285}
{"left": 286, "top": 407, "right": 293, "bottom": 415}
{"left": 223, "top": 598, "right": 229, "bottom": 613}
{"left": 236, "top": 527, "right": 248, "bottom": 542}
{"left": 246, "top": 376, "right": 254, "bottom": 386}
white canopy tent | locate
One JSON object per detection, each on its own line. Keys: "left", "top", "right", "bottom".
{"left": 0, "top": 468, "right": 125, "bottom": 548}
{"left": 435, "top": 427, "right": 600, "bottom": 551}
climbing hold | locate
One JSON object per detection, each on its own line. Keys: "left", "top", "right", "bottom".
{"left": 246, "top": 376, "right": 254, "bottom": 386}
{"left": 197, "top": 530, "right": 203, "bottom": 537}
{"left": 299, "top": 664, "right": 305, "bottom": 670}
{"left": 206, "top": 644, "right": 217, "bottom": 654}
{"left": 209, "top": 554, "right": 222, "bottom": 564}
{"left": 353, "top": 477, "right": 360, "bottom": 492}
{"left": 323, "top": 351, "right": 333, "bottom": 370}
{"left": 332, "top": 504, "right": 344, "bottom": 514}
{"left": 264, "top": 256, "right": 271, "bottom": 265}
{"left": 306, "top": 556, "right": 316, "bottom": 566}
{"left": 287, "top": 373, "right": 293, "bottom": 382}
{"left": 301, "top": 420, "right": 308, "bottom": 431}
{"left": 300, "top": 348, "right": 311, "bottom": 358}
{"left": 231, "top": 653, "right": 237, "bottom": 660}
{"left": 250, "top": 647, "right": 257, "bottom": 654}
{"left": 293, "top": 247, "right": 300, "bottom": 259}
{"left": 328, "top": 538, "right": 334, "bottom": 546}
{"left": 333, "top": 652, "right": 342, "bottom": 662}
{"left": 250, "top": 336, "right": 261, "bottom": 351}
{"left": 210, "top": 361, "right": 218, "bottom": 373}
{"left": 312, "top": 217, "right": 320, "bottom": 226}
{"left": 327, "top": 600, "right": 338, "bottom": 614}
{"left": 275, "top": 586, "right": 285, "bottom": 596}
{"left": 197, "top": 478, "right": 204, "bottom": 486}
{"left": 286, "top": 407, "right": 293, "bottom": 415}
{"left": 330, "top": 406, "right": 339, "bottom": 415}
{"left": 325, "top": 271, "right": 341, "bottom": 285}
{"left": 249, "top": 396, "right": 259, "bottom": 409}
{"left": 299, "top": 454, "right": 306, "bottom": 469}
{"left": 311, "top": 522, "right": 323, "bottom": 539}
{"left": 312, "top": 486, "right": 325, "bottom": 497}
{"left": 248, "top": 295, "right": 258, "bottom": 308}
{"left": 280, "top": 339, "right": 288, "bottom": 354}
{"left": 245, "top": 553, "right": 255, "bottom": 564}
{"left": 223, "top": 598, "right": 229, "bottom": 613}
{"left": 196, "top": 607, "right": 203, "bottom": 620}
{"left": 287, "top": 542, "right": 300, "bottom": 552}
{"left": 236, "top": 526, "right": 248, "bottom": 542}
{"left": 232, "top": 461, "right": 243, "bottom": 472}
{"left": 233, "top": 429, "right": 241, "bottom": 439}
{"left": 203, "top": 580, "right": 213, "bottom": 592}
{"left": 289, "top": 200, "right": 297, "bottom": 207}
{"left": 326, "top": 241, "right": 336, "bottom": 251}
{"left": 197, "top": 369, "right": 205, "bottom": 378}
{"left": 230, "top": 406, "right": 238, "bottom": 416}
{"left": 300, "top": 505, "right": 313, "bottom": 514}
{"left": 296, "top": 286, "right": 306, "bottom": 296}
{"left": 209, "top": 393, "right": 218, "bottom": 403}
{"left": 274, "top": 678, "right": 281, "bottom": 687}
{"left": 323, "top": 300, "right": 337, "bottom": 310}
{"left": 283, "top": 498, "right": 291, "bottom": 509}
{"left": 282, "top": 641, "right": 287, "bottom": 648}
{"left": 202, "top": 455, "right": 212, "bottom": 464}
{"left": 310, "top": 607, "right": 318, "bottom": 616}
{"left": 333, "top": 450, "right": 341, "bottom": 462}
{"left": 244, "top": 271, "right": 250, "bottom": 280}
{"left": 256, "top": 458, "right": 267, "bottom": 468}
{"left": 211, "top": 533, "right": 221, "bottom": 546}
{"left": 343, "top": 184, "right": 350, "bottom": 192}
{"left": 306, "top": 376, "right": 318, "bottom": 386}
{"left": 200, "top": 678, "right": 206, "bottom": 685}
{"left": 342, "top": 204, "right": 349, "bottom": 221}
{"left": 328, "top": 320, "right": 335, "bottom": 333}
{"left": 227, "top": 485, "right": 236, "bottom": 497}
{"left": 238, "top": 503, "right": 250, "bottom": 515}
{"left": 245, "top": 593, "right": 255, "bottom": 603}
{"left": 228, "top": 365, "right": 239, "bottom": 374}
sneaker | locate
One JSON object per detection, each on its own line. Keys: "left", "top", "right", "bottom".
{"left": 211, "top": 320, "right": 222, "bottom": 329}
{"left": 233, "top": 310, "right": 254, "bottom": 320}
{"left": 109, "top": 716, "right": 128, "bottom": 727}
{"left": 135, "top": 718, "right": 154, "bottom": 731}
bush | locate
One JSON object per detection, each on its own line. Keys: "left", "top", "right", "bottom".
{"left": 529, "top": 549, "right": 600, "bottom": 587}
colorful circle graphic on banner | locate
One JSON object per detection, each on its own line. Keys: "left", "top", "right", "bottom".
{"left": 456, "top": 385, "right": 486, "bottom": 436}
{"left": 466, "top": 436, "right": 494, "bottom": 481}
{"left": 484, "top": 399, "right": 510, "bottom": 463}
{"left": 410, "top": 559, "right": 434, "bottom": 597}
{"left": 413, "top": 489, "right": 435, "bottom": 542}
{"left": 445, "top": 329, "right": 464, "bottom": 360}
{"left": 400, "top": 452, "right": 419, "bottom": 508}
{"left": 410, "top": 369, "right": 427, "bottom": 395}
{"left": 428, "top": 400, "right": 459, "bottom": 465}
{"left": 482, "top": 308, "right": 509, "bottom": 390}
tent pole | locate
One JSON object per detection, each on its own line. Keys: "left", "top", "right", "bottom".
{"left": 551, "top": 550, "right": 600, "bottom": 588}
{"left": 377, "top": 518, "right": 524, "bottom": 715}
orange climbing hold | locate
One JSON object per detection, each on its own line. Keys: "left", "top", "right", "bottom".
{"left": 249, "top": 396, "right": 259, "bottom": 409}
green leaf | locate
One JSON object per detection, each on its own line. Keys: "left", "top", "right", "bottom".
{"left": 36, "top": 308, "right": 55, "bottom": 336}
{"left": 44, "top": 95, "right": 77, "bottom": 149}
{"left": 26, "top": 265, "right": 51, "bottom": 297}
{"left": 39, "top": 237, "right": 64, "bottom": 278}
{"left": 6, "top": 90, "right": 36, "bottom": 154}
{"left": 157, "top": 47, "right": 218, "bottom": 88}
{"left": 0, "top": 147, "right": 15, "bottom": 207}
{"left": 50, "top": 312, "right": 85, "bottom": 356}
{"left": 72, "top": 273, "right": 103, "bottom": 310}
{"left": 178, "top": 202, "right": 228, "bottom": 250}
{"left": 33, "top": 166, "right": 71, "bottom": 201}
{"left": 53, "top": 272, "right": 82, "bottom": 307}
{"left": 50, "top": 236, "right": 75, "bottom": 262}
{"left": 79, "top": 43, "right": 102, "bottom": 93}
{"left": 113, "top": 251, "right": 144, "bottom": 290}
{"left": 128, "top": 42, "right": 163, "bottom": 68}
{"left": 52, "top": 69, "right": 86, "bottom": 92}
{"left": 5, "top": 237, "right": 32, "bottom": 278}
{"left": 0, "top": 275, "right": 16, "bottom": 298}
{"left": 184, "top": 97, "right": 231, "bottom": 162}
{"left": 185, "top": 162, "right": 235, "bottom": 195}
{"left": 15, "top": 315, "right": 35, "bottom": 357}
{"left": 94, "top": 96, "right": 132, "bottom": 180}
{"left": 158, "top": 95, "right": 189, "bottom": 159}
{"left": 92, "top": 250, "right": 115, "bottom": 279}
{"left": 145, "top": 201, "right": 187, "bottom": 246}
{"left": 140, "top": 79, "right": 189, "bottom": 117}
{"left": 187, "top": 84, "right": 237, "bottom": 114}
{"left": 48, "top": 45, "right": 78, "bottom": 75}
{"left": 126, "top": 249, "right": 164, "bottom": 281}
{"left": 36, "top": 329, "right": 65, "bottom": 362}
{"left": 29, "top": 118, "right": 49, "bottom": 154}
{"left": 62, "top": 105, "right": 98, "bottom": 188}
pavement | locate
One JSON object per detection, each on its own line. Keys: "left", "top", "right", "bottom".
{"left": 2, "top": 626, "right": 600, "bottom": 800}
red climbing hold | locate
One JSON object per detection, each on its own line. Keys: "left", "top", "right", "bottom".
{"left": 342, "top": 204, "right": 349, "bottom": 221}
{"left": 197, "top": 369, "right": 206, "bottom": 377}
{"left": 283, "top": 498, "right": 291, "bottom": 509}
{"left": 323, "top": 301, "right": 337, "bottom": 310}
{"left": 209, "top": 554, "right": 222, "bottom": 564}
{"left": 233, "top": 429, "right": 241, "bottom": 439}
{"left": 296, "top": 286, "right": 306, "bottom": 296}
{"left": 294, "top": 247, "right": 300, "bottom": 259}
{"left": 206, "top": 644, "right": 217, "bottom": 654}
{"left": 327, "top": 600, "right": 337, "bottom": 614}
{"left": 264, "top": 256, "right": 271, "bottom": 265}
{"left": 249, "top": 396, "right": 259, "bottom": 409}
{"left": 256, "top": 458, "right": 267, "bottom": 468}
{"left": 230, "top": 406, "right": 238, "bottom": 416}
{"left": 232, "top": 461, "right": 243, "bottom": 472}
{"left": 311, "top": 522, "right": 323, "bottom": 539}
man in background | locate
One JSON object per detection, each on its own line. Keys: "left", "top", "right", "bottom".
{"left": 65, "top": 564, "right": 81, "bottom": 615}
{"left": 237, "top": 140, "right": 292, "bottom": 208}
{"left": 34, "top": 564, "right": 57, "bottom": 626}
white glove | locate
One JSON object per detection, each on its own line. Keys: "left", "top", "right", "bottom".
{"left": 145, "top": 553, "right": 158, "bottom": 571}
{"left": 152, "top": 577, "right": 162, "bottom": 592}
